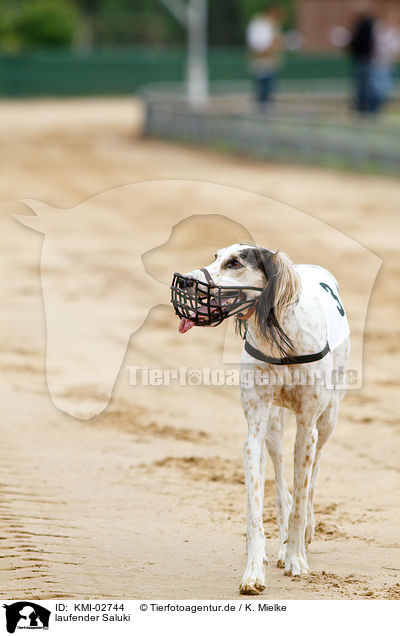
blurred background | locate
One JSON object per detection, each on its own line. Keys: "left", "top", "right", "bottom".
{"left": 0, "top": 0, "right": 398, "bottom": 94}
{"left": 0, "top": 0, "right": 399, "bottom": 173}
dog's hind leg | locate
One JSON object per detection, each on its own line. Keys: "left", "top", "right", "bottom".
{"left": 285, "top": 412, "right": 320, "bottom": 576}
{"left": 305, "top": 398, "right": 338, "bottom": 545}
{"left": 265, "top": 406, "right": 292, "bottom": 568}
{"left": 239, "top": 388, "right": 270, "bottom": 595}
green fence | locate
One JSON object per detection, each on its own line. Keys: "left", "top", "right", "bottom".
{"left": 0, "top": 47, "right": 354, "bottom": 97}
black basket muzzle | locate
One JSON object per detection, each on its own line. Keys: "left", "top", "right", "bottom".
{"left": 170, "top": 271, "right": 263, "bottom": 326}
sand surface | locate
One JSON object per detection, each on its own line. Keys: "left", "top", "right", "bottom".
{"left": 0, "top": 98, "right": 399, "bottom": 600}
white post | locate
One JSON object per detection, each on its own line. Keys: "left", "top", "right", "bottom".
{"left": 186, "top": 0, "right": 208, "bottom": 108}
{"left": 158, "top": 0, "right": 209, "bottom": 108}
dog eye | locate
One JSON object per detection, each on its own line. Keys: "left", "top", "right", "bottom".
{"left": 226, "top": 259, "right": 243, "bottom": 269}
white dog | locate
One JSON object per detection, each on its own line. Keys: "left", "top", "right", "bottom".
{"left": 171, "top": 243, "right": 350, "bottom": 595}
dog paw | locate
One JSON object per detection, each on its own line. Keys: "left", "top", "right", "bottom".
{"left": 284, "top": 553, "right": 309, "bottom": 577}
{"left": 240, "top": 557, "right": 267, "bottom": 595}
{"left": 276, "top": 546, "right": 286, "bottom": 568}
{"left": 239, "top": 580, "right": 266, "bottom": 595}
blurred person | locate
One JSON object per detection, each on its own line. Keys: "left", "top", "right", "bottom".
{"left": 246, "top": 3, "right": 285, "bottom": 109}
{"left": 371, "top": 7, "right": 400, "bottom": 112}
{"left": 348, "top": 5, "right": 377, "bottom": 114}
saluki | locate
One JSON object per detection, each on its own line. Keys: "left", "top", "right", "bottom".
{"left": 171, "top": 243, "right": 350, "bottom": 595}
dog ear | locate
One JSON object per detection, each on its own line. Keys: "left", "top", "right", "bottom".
{"left": 254, "top": 249, "right": 300, "bottom": 355}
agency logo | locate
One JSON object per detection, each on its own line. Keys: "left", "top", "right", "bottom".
{"left": 3, "top": 603, "right": 50, "bottom": 633}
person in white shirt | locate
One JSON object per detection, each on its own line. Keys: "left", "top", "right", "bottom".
{"left": 246, "top": 4, "right": 285, "bottom": 109}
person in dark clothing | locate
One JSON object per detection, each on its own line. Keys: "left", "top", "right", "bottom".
{"left": 348, "top": 12, "right": 378, "bottom": 113}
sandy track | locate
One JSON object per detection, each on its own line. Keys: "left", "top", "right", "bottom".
{"left": 0, "top": 98, "right": 399, "bottom": 599}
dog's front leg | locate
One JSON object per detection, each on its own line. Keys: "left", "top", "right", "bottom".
{"left": 265, "top": 406, "right": 292, "bottom": 567}
{"left": 239, "top": 389, "right": 269, "bottom": 595}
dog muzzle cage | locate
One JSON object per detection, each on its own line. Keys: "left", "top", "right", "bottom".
{"left": 170, "top": 271, "right": 263, "bottom": 326}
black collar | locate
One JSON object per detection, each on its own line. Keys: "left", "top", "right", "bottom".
{"left": 244, "top": 339, "right": 330, "bottom": 365}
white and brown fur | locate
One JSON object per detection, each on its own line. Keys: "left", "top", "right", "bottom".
{"left": 183, "top": 243, "right": 350, "bottom": 595}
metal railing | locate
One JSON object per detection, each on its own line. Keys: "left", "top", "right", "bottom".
{"left": 143, "top": 81, "right": 400, "bottom": 176}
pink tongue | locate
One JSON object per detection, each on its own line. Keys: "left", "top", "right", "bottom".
{"left": 178, "top": 317, "right": 195, "bottom": 334}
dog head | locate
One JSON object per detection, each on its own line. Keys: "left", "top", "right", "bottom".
{"left": 176, "top": 243, "right": 300, "bottom": 355}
